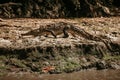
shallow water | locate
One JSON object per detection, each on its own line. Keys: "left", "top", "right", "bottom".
{"left": 0, "top": 70, "right": 120, "bottom": 80}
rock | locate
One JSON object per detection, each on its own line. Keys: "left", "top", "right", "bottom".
{"left": 96, "top": 61, "right": 106, "bottom": 70}
{"left": 109, "top": 62, "right": 120, "bottom": 69}
{"left": 81, "top": 57, "right": 87, "bottom": 63}
{"left": 0, "top": 38, "right": 12, "bottom": 46}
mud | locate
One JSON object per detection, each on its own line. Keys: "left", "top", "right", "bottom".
{"left": 0, "top": 70, "right": 120, "bottom": 80}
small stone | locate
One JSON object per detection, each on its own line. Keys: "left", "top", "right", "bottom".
{"left": 96, "top": 61, "right": 106, "bottom": 70}
{"left": 110, "top": 62, "right": 120, "bottom": 69}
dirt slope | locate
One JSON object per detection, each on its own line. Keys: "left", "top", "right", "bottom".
{"left": 0, "top": 0, "right": 119, "bottom": 18}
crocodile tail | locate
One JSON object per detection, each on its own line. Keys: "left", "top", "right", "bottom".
{"left": 70, "top": 25, "right": 97, "bottom": 41}
{"left": 70, "top": 25, "right": 114, "bottom": 52}
{"left": 21, "top": 30, "right": 33, "bottom": 36}
{"left": 101, "top": 39, "right": 114, "bottom": 52}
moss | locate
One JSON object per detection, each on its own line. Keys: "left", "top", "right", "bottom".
{"left": 0, "top": 72, "right": 7, "bottom": 77}
{"left": 0, "top": 62, "right": 6, "bottom": 69}
{"left": 8, "top": 58, "right": 27, "bottom": 68}
{"left": 0, "top": 56, "right": 7, "bottom": 61}
{"left": 103, "top": 55, "right": 120, "bottom": 60}
{"left": 56, "top": 57, "right": 80, "bottom": 72}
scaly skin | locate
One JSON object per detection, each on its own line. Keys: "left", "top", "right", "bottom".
{"left": 22, "top": 22, "right": 69, "bottom": 38}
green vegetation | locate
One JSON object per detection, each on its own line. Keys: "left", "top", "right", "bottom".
{"left": 103, "top": 55, "right": 120, "bottom": 60}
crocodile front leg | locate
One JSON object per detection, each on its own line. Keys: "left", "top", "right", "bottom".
{"left": 63, "top": 27, "right": 69, "bottom": 38}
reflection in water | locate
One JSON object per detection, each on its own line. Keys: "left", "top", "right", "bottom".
{"left": 0, "top": 70, "right": 120, "bottom": 80}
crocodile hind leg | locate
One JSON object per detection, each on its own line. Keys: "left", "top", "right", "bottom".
{"left": 45, "top": 30, "right": 57, "bottom": 38}
{"left": 50, "top": 31, "right": 57, "bottom": 38}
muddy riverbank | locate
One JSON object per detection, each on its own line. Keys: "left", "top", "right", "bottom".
{"left": 0, "top": 17, "right": 120, "bottom": 76}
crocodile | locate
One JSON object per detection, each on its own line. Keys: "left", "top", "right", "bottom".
{"left": 22, "top": 22, "right": 113, "bottom": 52}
